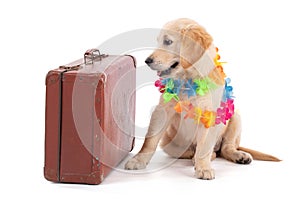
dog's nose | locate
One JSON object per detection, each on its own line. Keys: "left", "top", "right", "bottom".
{"left": 145, "top": 57, "right": 153, "bottom": 65}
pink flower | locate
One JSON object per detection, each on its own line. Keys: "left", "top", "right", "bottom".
{"left": 215, "top": 99, "right": 234, "bottom": 125}
{"left": 154, "top": 79, "right": 165, "bottom": 93}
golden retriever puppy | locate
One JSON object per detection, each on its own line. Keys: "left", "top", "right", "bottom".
{"left": 125, "top": 18, "right": 280, "bottom": 179}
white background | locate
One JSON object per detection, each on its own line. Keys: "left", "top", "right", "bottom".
{"left": 1, "top": 0, "right": 299, "bottom": 199}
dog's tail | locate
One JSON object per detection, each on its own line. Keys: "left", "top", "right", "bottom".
{"left": 238, "top": 146, "right": 281, "bottom": 162}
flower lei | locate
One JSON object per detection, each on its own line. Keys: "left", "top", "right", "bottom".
{"left": 154, "top": 48, "right": 235, "bottom": 128}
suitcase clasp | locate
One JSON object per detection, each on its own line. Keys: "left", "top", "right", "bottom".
{"left": 59, "top": 64, "right": 81, "bottom": 70}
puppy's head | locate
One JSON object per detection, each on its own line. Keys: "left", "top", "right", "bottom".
{"left": 145, "top": 18, "right": 213, "bottom": 77}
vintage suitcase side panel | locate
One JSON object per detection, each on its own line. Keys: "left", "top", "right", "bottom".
{"left": 109, "top": 56, "right": 135, "bottom": 152}
{"left": 44, "top": 70, "right": 64, "bottom": 182}
{"left": 125, "top": 55, "right": 136, "bottom": 152}
{"left": 59, "top": 73, "right": 102, "bottom": 184}
{"left": 101, "top": 56, "right": 136, "bottom": 170}
{"left": 93, "top": 77, "right": 108, "bottom": 183}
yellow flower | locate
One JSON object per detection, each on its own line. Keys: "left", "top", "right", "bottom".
{"left": 194, "top": 107, "right": 202, "bottom": 124}
{"left": 210, "top": 49, "right": 227, "bottom": 85}
{"left": 200, "top": 111, "right": 216, "bottom": 128}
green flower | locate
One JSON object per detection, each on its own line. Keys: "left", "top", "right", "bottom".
{"left": 194, "top": 77, "right": 217, "bottom": 96}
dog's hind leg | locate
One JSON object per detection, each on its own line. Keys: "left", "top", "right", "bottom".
{"left": 220, "top": 113, "right": 253, "bottom": 164}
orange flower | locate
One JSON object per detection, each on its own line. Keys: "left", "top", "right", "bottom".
{"left": 200, "top": 111, "right": 216, "bottom": 128}
{"left": 174, "top": 101, "right": 190, "bottom": 113}
{"left": 216, "top": 65, "right": 226, "bottom": 79}
{"left": 174, "top": 102, "right": 182, "bottom": 113}
{"left": 209, "top": 65, "right": 226, "bottom": 85}
{"left": 184, "top": 103, "right": 195, "bottom": 119}
{"left": 210, "top": 49, "right": 227, "bottom": 85}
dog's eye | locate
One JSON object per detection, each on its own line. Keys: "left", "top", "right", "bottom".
{"left": 163, "top": 39, "right": 173, "bottom": 46}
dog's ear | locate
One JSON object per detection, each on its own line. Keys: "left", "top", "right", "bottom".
{"left": 180, "top": 24, "right": 213, "bottom": 69}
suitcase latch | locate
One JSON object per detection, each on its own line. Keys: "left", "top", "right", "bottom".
{"left": 59, "top": 64, "right": 81, "bottom": 70}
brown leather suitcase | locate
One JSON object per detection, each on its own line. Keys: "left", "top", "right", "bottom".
{"left": 44, "top": 49, "right": 136, "bottom": 184}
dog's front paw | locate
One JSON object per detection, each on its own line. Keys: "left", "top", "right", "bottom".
{"left": 195, "top": 168, "right": 215, "bottom": 180}
{"left": 125, "top": 157, "right": 147, "bottom": 170}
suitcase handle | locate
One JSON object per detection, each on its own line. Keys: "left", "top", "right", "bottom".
{"left": 84, "top": 49, "right": 108, "bottom": 64}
